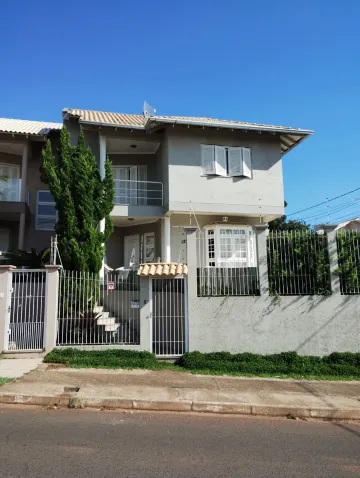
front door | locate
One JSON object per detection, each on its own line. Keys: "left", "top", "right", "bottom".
{"left": 124, "top": 235, "right": 140, "bottom": 267}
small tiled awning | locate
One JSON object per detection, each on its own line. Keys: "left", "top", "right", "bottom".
{"left": 138, "top": 263, "right": 188, "bottom": 277}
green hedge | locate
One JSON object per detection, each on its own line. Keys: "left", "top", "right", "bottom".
{"left": 44, "top": 349, "right": 360, "bottom": 379}
{"left": 180, "top": 351, "right": 360, "bottom": 378}
{"left": 44, "top": 348, "right": 164, "bottom": 370}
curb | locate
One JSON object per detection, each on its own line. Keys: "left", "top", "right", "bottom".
{"left": 1, "top": 393, "right": 360, "bottom": 419}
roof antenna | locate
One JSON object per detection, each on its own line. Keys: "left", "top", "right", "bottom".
{"left": 143, "top": 101, "right": 156, "bottom": 117}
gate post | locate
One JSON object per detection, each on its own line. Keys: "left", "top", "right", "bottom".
{"left": 0, "top": 266, "right": 15, "bottom": 353}
{"left": 44, "top": 265, "right": 61, "bottom": 352}
{"left": 139, "top": 276, "right": 151, "bottom": 351}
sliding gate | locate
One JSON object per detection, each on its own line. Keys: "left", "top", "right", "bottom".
{"left": 151, "top": 278, "right": 187, "bottom": 357}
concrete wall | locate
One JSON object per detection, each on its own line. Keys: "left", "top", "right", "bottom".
{"left": 166, "top": 128, "right": 284, "bottom": 218}
{"left": 188, "top": 294, "right": 360, "bottom": 356}
{"left": 185, "top": 227, "right": 360, "bottom": 356}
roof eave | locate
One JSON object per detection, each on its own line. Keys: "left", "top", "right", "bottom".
{"left": 147, "top": 117, "right": 313, "bottom": 136}
{"left": 79, "top": 119, "right": 145, "bottom": 130}
{"left": 281, "top": 133, "right": 312, "bottom": 156}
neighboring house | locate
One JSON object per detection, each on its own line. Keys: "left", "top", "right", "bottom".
{"left": 0, "top": 118, "right": 62, "bottom": 254}
{"left": 316, "top": 218, "right": 360, "bottom": 234}
{"left": 0, "top": 109, "right": 313, "bottom": 267}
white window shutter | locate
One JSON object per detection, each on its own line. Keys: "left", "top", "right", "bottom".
{"left": 215, "top": 146, "right": 227, "bottom": 176}
{"left": 242, "top": 147, "right": 252, "bottom": 178}
{"left": 201, "top": 145, "right": 215, "bottom": 175}
{"left": 228, "top": 147, "right": 243, "bottom": 176}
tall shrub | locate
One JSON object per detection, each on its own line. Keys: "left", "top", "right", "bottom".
{"left": 41, "top": 128, "right": 114, "bottom": 273}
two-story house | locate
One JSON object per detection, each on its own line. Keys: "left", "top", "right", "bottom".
{"left": 0, "top": 110, "right": 312, "bottom": 269}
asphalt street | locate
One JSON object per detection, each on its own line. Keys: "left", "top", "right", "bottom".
{"left": 0, "top": 406, "right": 359, "bottom": 477}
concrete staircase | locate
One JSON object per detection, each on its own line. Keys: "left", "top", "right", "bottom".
{"left": 93, "top": 305, "right": 119, "bottom": 332}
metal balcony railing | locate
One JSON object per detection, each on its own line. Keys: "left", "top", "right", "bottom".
{"left": 114, "top": 179, "right": 163, "bottom": 206}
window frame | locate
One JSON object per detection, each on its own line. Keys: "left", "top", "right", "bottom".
{"left": 204, "top": 225, "right": 256, "bottom": 268}
{"left": 200, "top": 145, "right": 252, "bottom": 178}
{"left": 143, "top": 232, "right": 155, "bottom": 262}
{"left": 36, "top": 190, "right": 57, "bottom": 231}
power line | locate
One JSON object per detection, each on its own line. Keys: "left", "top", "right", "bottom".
{"left": 287, "top": 187, "right": 360, "bottom": 217}
{"left": 301, "top": 199, "right": 360, "bottom": 222}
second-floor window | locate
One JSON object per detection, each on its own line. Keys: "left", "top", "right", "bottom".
{"left": 36, "top": 190, "right": 56, "bottom": 231}
{"left": 201, "top": 145, "right": 252, "bottom": 178}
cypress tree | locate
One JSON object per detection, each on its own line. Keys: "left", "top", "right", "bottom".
{"left": 41, "top": 128, "right": 114, "bottom": 273}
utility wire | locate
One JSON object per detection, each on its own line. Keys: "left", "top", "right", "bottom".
{"left": 287, "top": 187, "right": 360, "bottom": 217}
{"left": 300, "top": 199, "right": 360, "bottom": 222}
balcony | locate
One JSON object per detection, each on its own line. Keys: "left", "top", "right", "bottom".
{"left": 0, "top": 178, "right": 30, "bottom": 222}
{"left": 0, "top": 178, "right": 21, "bottom": 202}
{"left": 112, "top": 179, "right": 164, "bottom": 220}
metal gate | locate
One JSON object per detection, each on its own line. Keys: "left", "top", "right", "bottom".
{"left": 6, "top": 270, "right": 47, "bottom": 351}
{"left": 151, "top": 278, "right": 187, "bottom": 356}
{"left": 57, "top": 270, "right": 140, "bottom": 346}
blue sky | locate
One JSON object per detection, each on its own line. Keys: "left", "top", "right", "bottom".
{"left": 2, "top": 0, "right": 360, "bottom": 223}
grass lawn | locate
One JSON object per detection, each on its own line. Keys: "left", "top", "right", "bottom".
{"left": 44, "top": 349, "right": 360, "bottom": 381}
{"left": 0, "top": 378, "right": 12, "bottom": 386}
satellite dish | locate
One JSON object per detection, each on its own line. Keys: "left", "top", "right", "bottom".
{"left": 143, "top": 101, "right": 156, "bottom": 117}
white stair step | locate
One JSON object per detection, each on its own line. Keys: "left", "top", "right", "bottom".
{"left": 96, "top": 311, "right": 110, "bottom": 320}
{"left": 93, "top": 305, "right": 104, "bottom": 314}
{"left": 104, "top": 323, "right": 120, "bottom": 332}
{"left": 97, "top": 317, "right": 116, "bottom": 326}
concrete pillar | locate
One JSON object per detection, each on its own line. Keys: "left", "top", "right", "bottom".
{"left": 99, "top": 136, "right": 106, "bottom": 279}
{"left": 162, "top": 216, "right": 171, "bottom": 262}
{"left": 139, "top": 276, "right": 151, "bottom": 352}
{"left": 44, "top": 265, "right": 60, "bottom": 351}
{"left": 184, "top": 226, "right": 197, "bottom": 296}
{"left": 254, "top": 225, "right": 269, "bottom": 296}
{"left": 320, "top": 224, "right": 339, "bottom": 294}
{"left": 0, "top": 266, "right": 15, "bottom": 353}
{"left": 18, "top": 213, "right": 26, "bottom": 250}
{"left": 184, "top": 227, "right": 198, "bottom": 353}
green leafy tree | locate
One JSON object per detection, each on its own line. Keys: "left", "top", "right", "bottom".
{"left": 41, "top": 128, "right": 114, "bottom": 273}
{"left": 269, "top": 201, "right": 310, "bottom": 232}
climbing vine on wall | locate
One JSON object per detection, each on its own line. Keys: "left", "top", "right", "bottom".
{"left": 267, "top": 231, "right": 331, "bottom": 296}
{"left": 336, "top": 230, "right": 360, "bottom": 294}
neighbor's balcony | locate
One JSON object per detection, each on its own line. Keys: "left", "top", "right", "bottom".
{"left": 0, "top": 178, "right": 22, "bottom": 202}
{"left": 112, "top": 179, "right": 164, "bottom": 219}
{"left": 0, "top": 178, "right": 30, "bottom": 222}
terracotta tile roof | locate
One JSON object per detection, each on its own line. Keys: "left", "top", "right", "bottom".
{"left": 0, "top": 118, "right": 62, "bottom": 136}
{"left": 63, "top": 108, "right": 313, "bottom": 155}
{"left": 138, "top": 262, "right": 188, "bottom": 277}
{"left": 63, "top": 108, "right": 147, "bottom": 128}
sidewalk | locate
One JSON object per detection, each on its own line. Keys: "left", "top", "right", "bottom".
{"left": 0, "top": 364, "right": 360, "bottom": 419}
{"left": 1, "top": 364, "right": 360, "bottom": 419}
